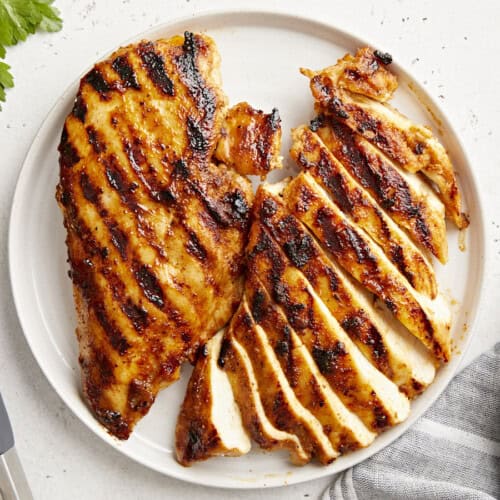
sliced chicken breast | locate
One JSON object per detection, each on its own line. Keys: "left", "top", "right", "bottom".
{"left": 175, "top": 330, "right": 251, "bottom": 465}
{"left": 290, "top": 124, "right": 437, "bottom": 297}
{"left": 303, "top": 63, "right": 468, "bottom": 228}
{"left": 253, "top": 184, "right": 436, "bottom": 397}
{"left": 312, "top": 116, "right": 448, "bottom": 263}
{"left": 283, "top": 172, "right": 452, "bottom": 362}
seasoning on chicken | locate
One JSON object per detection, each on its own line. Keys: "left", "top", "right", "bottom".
{"left": 56, "top": 33, "right": 253, "bottom": 439}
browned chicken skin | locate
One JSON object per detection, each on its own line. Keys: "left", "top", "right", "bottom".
{"left": 56, "top": 33, "right": 254, "bottom": 439}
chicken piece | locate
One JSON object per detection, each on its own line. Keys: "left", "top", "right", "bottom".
{"left": 219, "top": 307, "right": 313, "bottom": 465}
{"left": 175, "top": 330, "right": 251, "bottom": 466}
{"left": 303, "top": 62, "right": 469, "bottom": 228}
{"left": 304, "top": 47, "right": 398, "bottom": 102}
{"left": 214, "top": 102, "right": 283, "bottom": 177}
{"left": 312, "top": 116, "right": 448, "bottom": 263}
{"left": 247, "top": 221, "right": 411, "bottom": 431}
{"left": 290, "top": 125, "right": 437, "bottom": 297}
{"left": 244, "top": 275, "right": 376, "bottom": 452}
{"left": 56, "top": 33, "right": 253, "bottom": 439}
{"left": 253, "top": 184, "right": 436, "bottom": 397}
{"left": 227, "top": 299, "right": 338, "bottom": 464}
{"left": 283, "top": 172, "right": 451, "bottom": 361}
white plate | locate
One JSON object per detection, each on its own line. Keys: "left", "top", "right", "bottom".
{"left": 9, "top": 8, "right": 485, "bottom": 489}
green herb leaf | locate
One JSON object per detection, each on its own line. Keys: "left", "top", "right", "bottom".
{"left": 0, "top": 61, "right": 14, "bottom": 109}
{"left": 0, "top": 0, "right": 62, "bottom": 109}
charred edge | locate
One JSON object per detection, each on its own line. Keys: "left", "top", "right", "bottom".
{"left": 312, "top": 342, "right": 347, "bottom": 375}
{"left": 134, "top": 264, "right": 164, "bottom": 309}
{"left": 373, "top": 50, "right": 393, "bottom": 65}
{"left": 217, "top": 337, "right": 232, "bottom": 368}
{"left": 86, "top": 126, "right": 106, "bottom": 154}
{"left": 268, "top": 108, "right": 281, "bottom": 132}
{"left": 59, "top": 126, "right": 80, "bottom": 168}
{"left": 95, "top": 303, "right": 131, "bottom": 355}
{"left": 72, "top": 93, "right": 87, "bottom": 122}
{"left": 112, "top": 55, "right": 140, "bottom": 90}
{"left": 137, "top": 42, "right": 174, "bottom": 95}
{"left": 259, "top": 198, "right": 278, "bottom": 219}
{"left": 93, "top": 408, "right": 130, "bottom": 439}
{"left": 128, "top": 379, "right": 154, "bottom": 413}
{"left": 121, "top": 299, "right": 148, "bottom": 331}
{"left": 186, "top": 230, "right": 208, "bottom": 261}
{"left": 309, "top": 115, "right": 325, "bottom": 132}
{"left": 85, "top": 68, "right": 111, "bottom": 97}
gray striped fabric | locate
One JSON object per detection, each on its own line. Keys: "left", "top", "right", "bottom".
{"left": 324, "top": 344, "right": 500, "bottom": 500}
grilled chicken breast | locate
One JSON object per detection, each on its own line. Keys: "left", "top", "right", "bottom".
{"left": 56, "top": 33, "right": 254, "bottom": 438}
{"left": 290, "top": 125, "right": 437, "bottom": 297}
{"left": 253, "top": 184, "right": 436, "bottom": 396}
{"left": 312, "top": 116, "right": 448, "bottom": 263}
{"left": 215, "top": 102, "right": 283, "bottom": 177}
{"left": 302, "top": 53, "right": 468, "bottom": 229}
{"left": 283, "top": 172, "right": 451, "bottom": 361}
{"left": 175, "top": 330, "right": 251, "bottom": 466}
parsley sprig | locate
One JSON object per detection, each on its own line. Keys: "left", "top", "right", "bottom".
{"left": 0, "top": 0, "right": 62, "bottom": 109}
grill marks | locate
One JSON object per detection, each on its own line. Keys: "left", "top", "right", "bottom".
{"left": 174, "top": 32, "right": 218, "bottom": 159}
{"left": 112, "top": 55, "right": 140, "bottom": 90}
{"left": 135, "top": 265, "right": 165, "bottom": 309}
{"left": 283, "top": 173, "right": 450, "bottom": 362}
{"left": 290, "top": 125, "right": 436, "bottom": 298}
{"left": 314, "top": 118, "right": 446, "bottom": 262}
{"left": 137, "top": 42, "right": 175, "bottom": 96}
{"left": 254, "top": 189, "right": 397, "bottom": 380}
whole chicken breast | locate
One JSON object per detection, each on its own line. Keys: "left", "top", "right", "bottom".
{"left": 56, "top": 33, "right": 253, "bottom": 439}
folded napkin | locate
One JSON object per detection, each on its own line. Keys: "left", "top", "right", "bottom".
{"left": 324, "top": 344, "right": 500, "bottom": 500}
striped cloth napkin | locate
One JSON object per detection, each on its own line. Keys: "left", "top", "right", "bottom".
{"left": 324, "top": 344, "right": 500, "bottom": 500}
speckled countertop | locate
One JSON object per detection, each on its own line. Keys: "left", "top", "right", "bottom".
{"left": 0, "top": 0, "right": 499, "bottom": 498}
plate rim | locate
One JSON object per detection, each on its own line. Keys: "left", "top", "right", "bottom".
{"left": 8, "top": 6, "right": 486, "bottom": 489}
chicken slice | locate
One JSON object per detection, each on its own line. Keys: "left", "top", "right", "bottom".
{"left": 308, "top": 47, "right": 398, "bottom": 102}
{"left": 247, "top": 221, "right": 411, "bottom": 431}
{"left": 244, "top": 275, "right": 376, "bottom": 451}
{"left": 283, "top": 172, "right": 451, "bottom": 361}
{"left": 214, "top": 102, "right": 283, "bottom": 177}
{"left": 303, "top": 65, "right": 468, "bottom": 228}
{"left": 253, "top": 184, "right": 436, "bottom": 397}
{"left": 312, "top": 116, "right": 448, "bottom": 263}
{"left": 290, "top": 124, "right": 437, "bottom": 297}
{"left": 175, "top": 330, "right": 251, "bottom": 466}
{"left": 228, "top": 300, "right": 338, "bottom": 464}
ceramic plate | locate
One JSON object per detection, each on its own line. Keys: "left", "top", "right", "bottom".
{"left": 9, "top": 8, "right": 485, "bottom": 488}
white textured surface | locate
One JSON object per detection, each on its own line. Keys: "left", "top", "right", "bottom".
{"left": 0, "top": 0, "right": 498, "bottom": 498}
